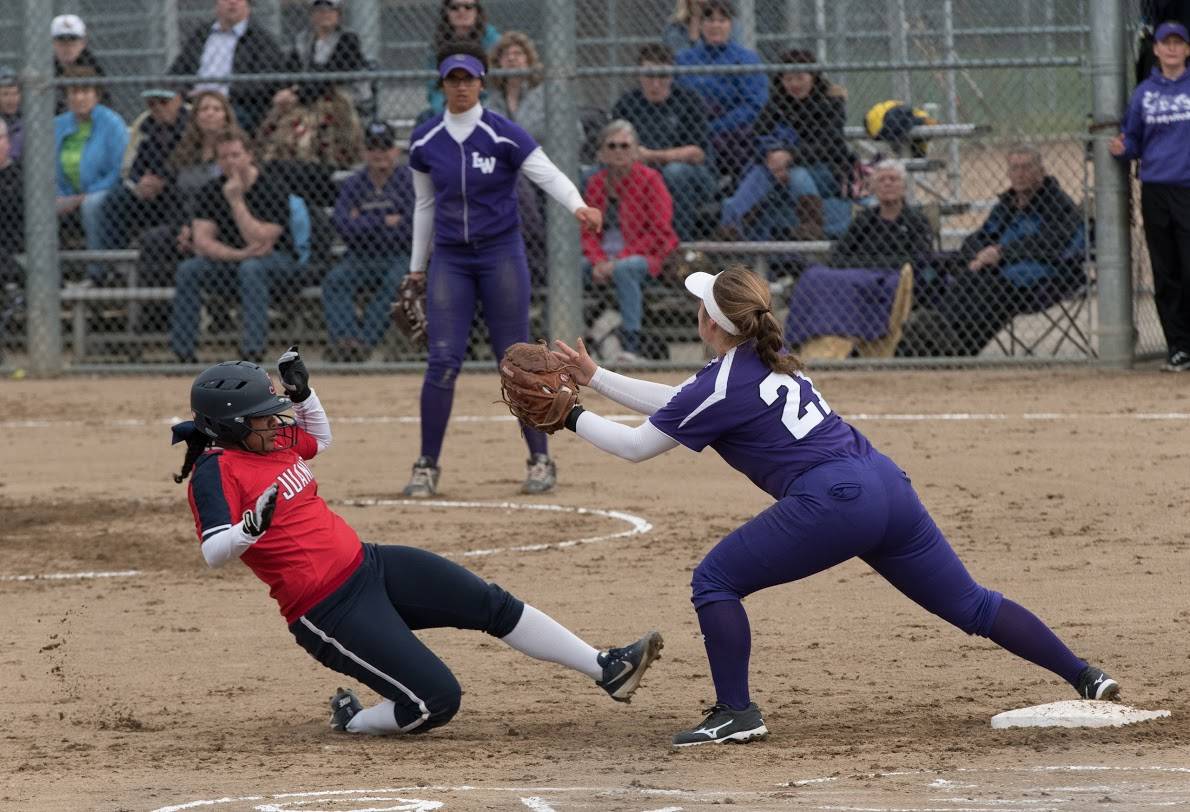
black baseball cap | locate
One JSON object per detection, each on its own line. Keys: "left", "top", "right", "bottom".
{"left": 0, "top": 66, "right": 16, "bottom": 87}
{"left": 364, "top": 121, "right": 396, "bottom": 149}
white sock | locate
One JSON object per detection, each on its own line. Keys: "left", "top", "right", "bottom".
{"left": 500, "top": 604, "right": 603, "bottom": 680}
{"left": 345, "top": 699, "right": 402, "bottom": 735}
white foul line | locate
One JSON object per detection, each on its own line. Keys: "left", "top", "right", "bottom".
{"left": 0, "top": 569, "right": 141, "bottom": 582}
{"left": 338, "top": 499, "right": 652, "bottom": 557}
{"left": 7, "top": 411, "right": 1190, "bottom": 431}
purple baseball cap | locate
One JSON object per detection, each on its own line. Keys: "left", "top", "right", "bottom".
{"left": 438, "top": 53, "right": 485, "bottom": 79}
{"left": 1155, "top": 21, "right": 1189, "bottom": 42}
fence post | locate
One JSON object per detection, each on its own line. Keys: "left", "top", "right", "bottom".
{"left": 1089, "top": 0, "right": 1134, "bottom": 367}
{"left": 542, "top": 0, "right": 582, "bottom": 345}
{"left": 23, "top": 0, "right": 60, "bottom": 376}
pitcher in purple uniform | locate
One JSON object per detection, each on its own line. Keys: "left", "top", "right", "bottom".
{"left": 551, "top": 264, "right": 1121, "bottom": 747}
{"left": 403, "top": 41, "right": 602, "bottom": 498}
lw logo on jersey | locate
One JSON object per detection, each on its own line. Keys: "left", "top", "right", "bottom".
{"left": 471, "top": 152, "right": 496, "bottom": 174}
{"left": 277, "top": 459, "right": 316, "bottom": 501}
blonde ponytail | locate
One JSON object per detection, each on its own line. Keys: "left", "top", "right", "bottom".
{"left": 713, "top": 264, "right": 802, "bottom": 375}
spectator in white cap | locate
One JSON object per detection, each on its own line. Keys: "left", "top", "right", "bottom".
{"left": 51, "top": 14, "right": 109, "bottom": 114}
{"left": 0, "top": 67, "right": 22, "bottom": 163}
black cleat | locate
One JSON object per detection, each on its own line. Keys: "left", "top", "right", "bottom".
{"left": 329, "top": 687, "right": 362, "bottom": 731}
{"left": 1075, "top": 665, "right": 1120, "bottom": 700}
{"left": 596, "top": 630, "right": 663, "bottom": 702}
{"left": 672, "top": 702, "right": 769, "bottom": 747}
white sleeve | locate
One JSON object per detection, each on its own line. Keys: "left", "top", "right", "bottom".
{"left": 200, "top": 522, "right": 256, "bottom": 568}
{"left": 588, "top": 366, "right": 680, "bottom": 416}
{"left": 575, "top": 410, "right": 679, "bottom": 462}
{"left": 292, "top": 389, "right": 330, "bottom": 452}
{"left": 409, "top": 169, "right": 436, "bottom": 272}
{"left": 520, "top": 147, "right": 585, "bottom": 213}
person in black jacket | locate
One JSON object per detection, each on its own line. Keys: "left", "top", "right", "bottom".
{"left": 829, "top": 161, "right": 932, "bottom": 269}
{"left": 169, "top": 0, "right": 287, "bottom": 135}
{"left": 900, "top": 145, "right": 1082, "bottom": 357}
{"left": 276, "top": 0, "right": 370, "bottom": 113}
{"left": 51, "top": 14, "right": 110, "bottom": 114}
{"left": 720, "top": 49, "right": 851, "bottom": 241}
{"left": 95, "top": 88, "right": 190, "bottom": 264}
{"left": 0, "top": 119, "right": 22, "bottom": 361}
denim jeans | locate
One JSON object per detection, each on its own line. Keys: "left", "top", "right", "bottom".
{"left": 170, "top": 251, "right": 298, "bottom": 359}
{"left": 582, "top": 254, "right": 653, "bottom": 353}
{"left": 660, "top": 162, "right": 715, "bottom": 241}
{"left": 721, "top": 162, "right": 850, "bottom": 240}
{"left": 322, "top": 252, "right": 408, "bottom": 347}
{"left": 79, "top": 189, "right": 111, "bottom": 283}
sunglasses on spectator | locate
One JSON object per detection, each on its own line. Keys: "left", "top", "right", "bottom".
{"left": 603, "top": 141, "right": 634, "bottom": 150}
{"left": 449, "top": 3, "right": 478, "bottom": 10}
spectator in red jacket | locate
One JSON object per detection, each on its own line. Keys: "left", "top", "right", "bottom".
{"left": 582, "top": 120, "right": 679, "bottom": 361}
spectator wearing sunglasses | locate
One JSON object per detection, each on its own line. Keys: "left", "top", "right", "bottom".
{"left": 581, "top": 120, "right": 679, "bottom": 362}
{"left": 424, "top": 0, "right": 500, "bottom": 117}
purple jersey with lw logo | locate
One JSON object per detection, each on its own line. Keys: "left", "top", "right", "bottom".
{"left": 408, "top": 109, "right": 538, "bottom": 247}
{"left": 650, "top": 341, "right": 872, "bottom": 500}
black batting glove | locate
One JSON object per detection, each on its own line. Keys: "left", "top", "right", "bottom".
{"left": 241, "top": 484, "right": 278, "bottom": 538}
{"left": 277, "top": 345, "right": 311, "bottom": 403}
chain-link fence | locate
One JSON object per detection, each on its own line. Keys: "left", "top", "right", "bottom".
{"left": 0, "top": 1, "right": 1160, "bottom": 373}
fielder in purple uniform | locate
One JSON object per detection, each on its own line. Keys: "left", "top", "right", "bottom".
{"left": 403, "top": 41, "right": 602, "bottom": 497}
{"left": 552, "top": 264, "right": 1121, "bottom": 748}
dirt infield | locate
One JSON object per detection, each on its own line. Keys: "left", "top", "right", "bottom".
{"left": 2, "top": 367, "right": 1189, "bottom": 811}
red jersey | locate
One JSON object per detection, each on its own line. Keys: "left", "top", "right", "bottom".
{"left": 187, "top": 427, "right": 363, "bottom": 623}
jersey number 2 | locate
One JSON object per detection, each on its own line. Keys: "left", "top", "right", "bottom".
{"left": 759, "top": 372, "right": 832, "bottom": 439}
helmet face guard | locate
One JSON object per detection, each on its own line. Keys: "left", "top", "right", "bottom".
{"left": 190, "top": 361, "right": 294, "bottom": 451}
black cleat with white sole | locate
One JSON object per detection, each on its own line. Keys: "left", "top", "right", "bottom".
{"left": 1075, "top": 665, "right": 1120, "bottom": 700}
{"left": 597, "top": 630, "right": 663, "bottom": 702}
{"left": 672, "top": 702, "right": 769, "bottom": 747}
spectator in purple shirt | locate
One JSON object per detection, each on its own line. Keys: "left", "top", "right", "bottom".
{"left": 550, "top": 264, "right": 1120, "bottom": 747}
{"left": 321, "top": 121, "right": 415, "bottom": 363}
{"left": 401, "top": 41, "right": 602, "bottom": 498}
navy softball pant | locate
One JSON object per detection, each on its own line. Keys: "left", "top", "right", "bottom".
{"left": 692, "top": 451, "right": 1003, "bottom": 636}
{"left": 290, "top": 543, "right": 525, "bottom": 733}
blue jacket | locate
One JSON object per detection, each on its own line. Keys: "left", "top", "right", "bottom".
{"left": 54, "top": 104, "right": 128, "bottom": 196}
{"left": 675, "top": 40, "right": 768, "bottom": 135}
{"left": 1118, "top": 67, "right": 1190, "bottom": 187}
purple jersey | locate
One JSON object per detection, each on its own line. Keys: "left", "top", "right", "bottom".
{"left": 407, "top": 109, "right": 538, "bottom": 247}
{"left": 649, "top": 341, "right": 872, "bottom": 500}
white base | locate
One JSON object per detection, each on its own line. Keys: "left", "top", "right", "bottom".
{"left": 991, "top": 700, "right": 1171, "bottom": 729}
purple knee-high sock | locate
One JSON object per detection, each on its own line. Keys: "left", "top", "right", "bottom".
{"left": 696, "top": 599, "right": 752, "bottom": 710}
{"left": 523, "top": 424, "right": 548, "bottom": 457}
{"left": 987, "top": 598, "right": 1086, "bottom": 685}
{"left": 419, "top": 381, "right": 455, "bottom": 461}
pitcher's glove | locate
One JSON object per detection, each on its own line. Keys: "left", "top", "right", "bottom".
{"left": 391, "top": 273, "right": 427, "bottom": 348}
{"left": 499, "top": 342, "right": 581, "bottom": 434}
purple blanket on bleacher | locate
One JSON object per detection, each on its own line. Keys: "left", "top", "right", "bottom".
{"left": 785, "top": 264, "right": 901, "bottom": 346}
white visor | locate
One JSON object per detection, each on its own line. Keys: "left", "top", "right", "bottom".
{"left": 684, "top": 271, "right": 740, "bottom": 335}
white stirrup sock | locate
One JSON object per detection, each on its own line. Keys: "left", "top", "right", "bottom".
{"left": 346, "top": 699, "right": 402, "bottom": 735}
{"left": 500, "top": 604, "right": 603, "bottom": 680}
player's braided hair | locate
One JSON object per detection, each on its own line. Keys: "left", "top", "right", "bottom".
{"left": 173, "top": 432, "right": 211, "bottom": 484}
{"left": 713, "top": 264, "right": 802, "bottom": 375}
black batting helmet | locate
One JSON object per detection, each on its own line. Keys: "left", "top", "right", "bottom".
{"left": 190, "top": 361, "right": 292, "bottom": 446}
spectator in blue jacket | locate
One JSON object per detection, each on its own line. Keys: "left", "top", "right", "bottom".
{"left": 54, "top": 65, "right": 128, "bottom": 282}
{"left": 674, "top": 0, "right": 766, "bottom": 181}
{"left": 1112, "top": 20, "right": 1190, "bottom": 371}
{"left": 322, "top": 121, "right": 415, "bottom": 363}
